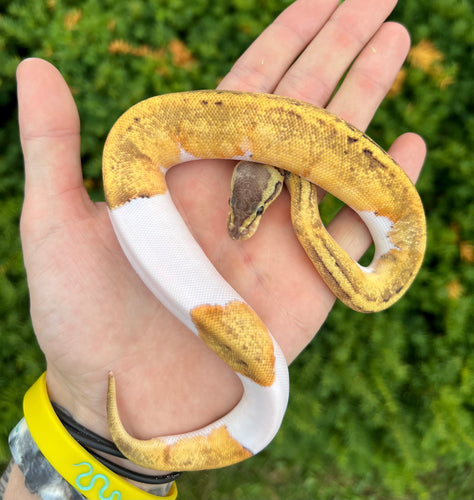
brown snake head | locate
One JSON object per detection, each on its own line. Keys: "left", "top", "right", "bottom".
{"left": 227, "top": 161, "right": 285, "bottom": 240}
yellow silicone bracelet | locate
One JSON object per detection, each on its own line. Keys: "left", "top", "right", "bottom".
{"left": 23, "top": 372, "right": 178, "bottom": 500}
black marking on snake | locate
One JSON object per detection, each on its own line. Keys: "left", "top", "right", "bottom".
{"left": 347, "top": 136, "right": 358, "bottom": 144}
{"left": 127, "top": 117, "right": 141, "bottom": 132}
{"left": 263, "top": 181, "right": 283, "bottom": 206}
{"left": 322, "top": 237, "right": 382, "bottom": 305}
{"left": 347, "top": 122, "right": 357, "bottom": 131}
{"left": 290, "top": 179, "right": 360, "bottom": 301}
{"left": 215, "top": 101, "right": 223, "bottom": 106}
{"left": 287, "top": 109, "right": 303, "bottom": 120}
{"left": 315, "top": 118, "right": 326, "bottom": 127}
{"left": 363, "top": 148, "right": 387, "bottom": 169}
{"left": 201, "top": 100, "right": 208, "bottom": 105}
{"left": 305, "top": 240, "right": 353, "bottom": 302}
{"left": 306, "top": 179, "right": 320, "bottom": 209}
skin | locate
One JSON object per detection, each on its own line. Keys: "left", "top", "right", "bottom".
{"left": 4, "top": 0, "right": 426, "bottom": 496}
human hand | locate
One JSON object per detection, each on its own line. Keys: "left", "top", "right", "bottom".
{"left": 17, "top": 0, "right": 426, "bottom": 455}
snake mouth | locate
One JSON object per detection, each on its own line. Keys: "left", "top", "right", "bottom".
{"left": 228, "top": 224, "right": 249, "bottom": 240}
{"left": 227, "top": 211, "right": 254, "bottom": 240}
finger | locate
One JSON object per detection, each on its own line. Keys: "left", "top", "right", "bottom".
{"left": 321, "top": 21, "right": 422, "bottom": 261}
{"left": 17, "top": 58, "right": 83, "bottom": 202}
{"left": 218, "top": 0, "right": 340, "bottom": 92}
{"left": 327, "top": 22, "right": 410, "bottom": 128}
{"left": 387, "top": 133, "right": 427, "bottom": 185}
{"left": 327, "top": 133, "right": 427, "bottom": 262}
{"left": 275, "top": 0, "right": 398, "bottom": 105}
{"left": 311, "top": 22, "right": 410, "bottom": 207}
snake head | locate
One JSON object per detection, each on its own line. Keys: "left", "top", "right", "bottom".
{"left": 227, "top": 161, "right": 284, "bottom": 240}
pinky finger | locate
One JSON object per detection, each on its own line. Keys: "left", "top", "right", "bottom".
{"left": 386, "top": 132, "right": 427, "bottom": 184}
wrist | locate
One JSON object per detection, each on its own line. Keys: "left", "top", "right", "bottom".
{"left": 44, "top": 369, "right": 111, "bottom": 440}
{"left": 9, "top": 372, "right": 179, "bottom": 500}
{"left": 44, "top": 371, "right": 183, "bottom": 482}
{"left": 51, "top": 402, "right": 180, "bottom": 487}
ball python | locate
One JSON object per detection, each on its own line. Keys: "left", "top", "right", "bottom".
{"left": 102, "top": 90, "right": 426, "bottom": 471}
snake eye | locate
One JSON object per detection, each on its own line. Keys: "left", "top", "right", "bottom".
{"left": 256, "top": 206, "right": 264, "bottom": 216}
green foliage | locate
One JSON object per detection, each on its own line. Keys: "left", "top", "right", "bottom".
{"left": 0, "top": 0, "right": 473, "bottom": 498}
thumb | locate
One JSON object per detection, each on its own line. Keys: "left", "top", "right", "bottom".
{"left": 17, "top": 58, "right": 83, "bottom": 204}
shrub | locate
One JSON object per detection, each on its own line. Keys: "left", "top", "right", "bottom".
{"left": 0, "top": 0, "right": 473, "bottom": 498}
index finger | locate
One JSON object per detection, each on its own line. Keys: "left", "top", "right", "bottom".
{"left": 219, "top": 0, "right": 398, "bottom": 104}
{"left": 218, "top": 0, "right": 339, "bottom": 92}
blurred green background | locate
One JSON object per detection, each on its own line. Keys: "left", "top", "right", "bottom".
{"left": 0, "top": 0, "right": 473, "bottom": 498}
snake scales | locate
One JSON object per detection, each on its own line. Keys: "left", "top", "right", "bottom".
{"left": 102, "top": 90, "right": 426, "bottom": 471}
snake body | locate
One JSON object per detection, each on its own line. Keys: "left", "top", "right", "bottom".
{"left": 102, "top": 90, "right": 426, "bottom": 471}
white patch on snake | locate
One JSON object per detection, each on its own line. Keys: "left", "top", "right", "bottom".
{"left": 110, "top": 195, "right": 246, "bottom": 333}
{"left": 232, "top": 149, "right": 253, "bottom": 162}
{"left": 179, "top": 144, "right": 201, "bottom": 163}
{"left": 108, "top": 176, "right": 289, "bottom": 459}
{"left": 355, "top": 210, "right": 400, "bottom": 272}
{"left": 356, "top": 262, "right": 374, "bottom": 273}
{"left": 151, "top": 371, "right": 288, "bottom": 454}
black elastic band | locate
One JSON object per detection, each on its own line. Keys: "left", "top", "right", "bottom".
{"left": 52, "top": 402, "right": 181, "bottom": 485}
{"left": 84, "top": 445, "right": 181, "bottom": 485}
{"left": 52, "top": 402, "right": 124, "bottom": 457}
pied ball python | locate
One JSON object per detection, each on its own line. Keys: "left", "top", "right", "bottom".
{"left": 102, "top": 90, "right": 426, "bottom": 471}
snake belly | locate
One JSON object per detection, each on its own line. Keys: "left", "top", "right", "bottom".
{"left": 102, "top": 90, "right": 426, "bottom": 471}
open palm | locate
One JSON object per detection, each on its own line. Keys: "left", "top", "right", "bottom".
{"left": 17, "top": 0, "right": 425, "bottom": 452}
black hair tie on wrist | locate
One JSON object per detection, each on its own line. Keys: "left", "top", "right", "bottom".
{"left": 52, "top": 402, "right": 181, "bottom": 485}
